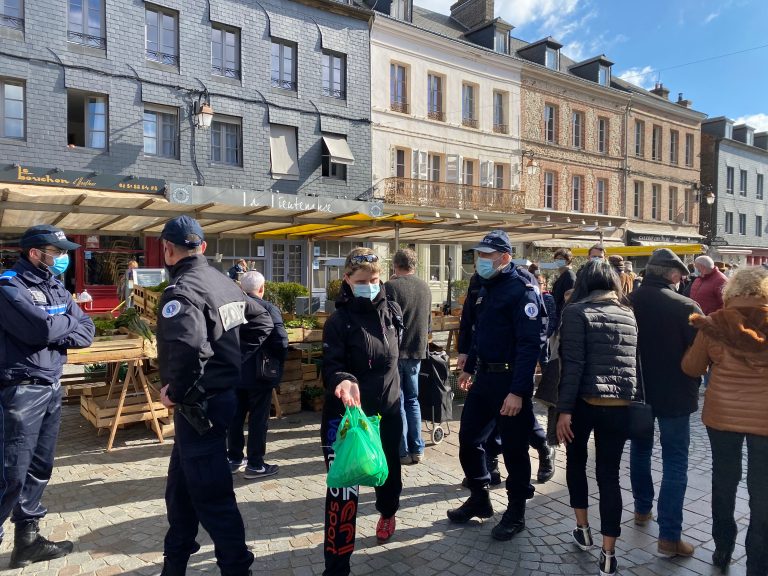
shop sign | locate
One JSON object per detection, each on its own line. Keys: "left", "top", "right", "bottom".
{"left": 627, "top": 231, "right": 700, "bottom": 245}
{"left": 2, "top": 165, "right": 165, "bottom": 194}
{"left": 85, "top": 235, "right": 100, "bottom": 249}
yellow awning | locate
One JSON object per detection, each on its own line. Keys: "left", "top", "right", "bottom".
{"left": 252, "top": 213, "right": 423, "bottom": 239}
{"left": 572, "top": 244, "right": 706, "bottom": 257}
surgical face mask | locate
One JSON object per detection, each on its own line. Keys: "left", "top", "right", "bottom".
{"left": 352, "top": 282, "right": 380, "bottom": 301}
{"left": 476, "top": 257, "right": 501, "bottom": 279}
{"left": 554, "top": 259, "right": 566, "bottom": 267}
{"left": 590, "top": 256, "right": 603, "bottom": 261}
{"left": 40, "top": 251, "right": 70, "bottom": 276}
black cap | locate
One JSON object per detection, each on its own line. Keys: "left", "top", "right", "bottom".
{"left": 648, "top": 248, "right": 688, "bottom": 274}
{"left": 472, "top": 230, "right": 512, "bottom": 254}
{"left": 160, "top": 215, "right": 205, "bottom": 247}
{"left": 20, "top": 225, "right": 80, "bottom": 250}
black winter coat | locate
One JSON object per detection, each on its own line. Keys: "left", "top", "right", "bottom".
{"left": 557, "top": 292, "right": 638, "bottom": 414}
{"left": 629, "top": 274, "right": 702, "bottom": 417}
{"left": 321, "top": 282, "right": 402, "bottom": 415}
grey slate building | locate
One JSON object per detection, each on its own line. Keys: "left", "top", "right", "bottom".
{"left": 700, "top": 117, "right": 768, "bottom": 267}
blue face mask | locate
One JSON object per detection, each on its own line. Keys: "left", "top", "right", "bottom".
{"left": 352, "top": 282, "right": 380, "bottom": 301}
{"left": 476, "top": 257, "right": 501, "bottom": 279}
{"left": 42, "top": 252, "right": 70, "bottom": 276}
{"left": 554, "top": 259, "right": 566, "bottom": 267}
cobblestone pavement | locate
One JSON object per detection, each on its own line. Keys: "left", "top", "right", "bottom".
{"left": 0, "top": 394, "right": 752, "bottom": 576}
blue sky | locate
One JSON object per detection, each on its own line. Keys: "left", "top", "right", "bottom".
{"left": 414, "top": 0, "right": 768, "bottom": 131}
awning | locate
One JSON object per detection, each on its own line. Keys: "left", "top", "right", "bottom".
{"left": 572, "top": 244, "right": 706, "bottom": 257}
{"left": 322, "top": 134, "right": 355, "bottom": 165}
{"left": 269, "top": 125, "right": 300, "bottom": 180}
{"left": 531, "top": 238, "right": 624, "bottom": 249}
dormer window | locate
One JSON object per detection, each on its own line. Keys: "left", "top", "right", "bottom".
{"left": 598, "top": 64, "right": 610, "bottom": 86}
{"left": 390, "top": 0, "right": 409, "bottom": 21}
{"left": 494, "top": 30, "right": 510, "bottom": 54}
{"left": 545, "top": 47, "right": 559, "bottom": 70}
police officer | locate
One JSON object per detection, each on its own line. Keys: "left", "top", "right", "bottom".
{"left": 447, "top": 230, "right": 546, "bottom": 541}
{"left": 0, "top": 225, "right": 95, "bottom": 568}
{"left": 156, "top": 216, "right": 272, "bottom": 576}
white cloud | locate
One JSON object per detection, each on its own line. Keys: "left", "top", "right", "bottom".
{"left": 703, "top": 11, "right": 720, "bottom": 24}
{"left": 412, "top": 0, "right": 451, "bottom": 14}
{"left": 617, "top": 65, "right": 656, "bottom": 90}
{"left": 562, "top": 41, "right": 585, "bottom": 61}
{"left": 733, "top": 113, "right": 768, "bottom": 132}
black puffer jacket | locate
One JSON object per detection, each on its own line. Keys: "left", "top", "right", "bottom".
{"left": 321, "top": 282, "right": 402, "bottom": 415}
{"left": 557, "top": 291, "right": 638, "bottom": 414}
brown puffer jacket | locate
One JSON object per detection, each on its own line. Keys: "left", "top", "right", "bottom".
{"left": 681, "top": 296, "right": 768, "bottom": 437}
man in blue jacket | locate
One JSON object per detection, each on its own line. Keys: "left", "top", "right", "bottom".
{"left": 0, "top": 225, "right": 95, "bottom": 568}
{"left": 447, "top": 230, "right": 546, "bottom": 541}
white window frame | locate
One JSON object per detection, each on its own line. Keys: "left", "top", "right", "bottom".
{"left": 739, "top": 169, "right": 748, "bottom": 196}
{"left": 494, "top": 29, "right": 509, "bottom": 54}
{"left": 143, "top": 105, "right": 178, "bottom": 158}
{"left": 651, "top": 125, "right": 662, "bottom": 161}
{"left": 726, "top": 166, "right": 734, "bottom": 194}
{"left": 390, "top": 62, "right": 408, "bottom": 112}
{"left": 633, "top": 181, "right": 643, "bottom": 218}
{"left": 493, "top": 91, "right": 506, "bottom": 132}
{"left": 670, "top": 130, "right": 679, "bottom": 165}
{"left": 598, "top": 117, "right": 608, "bottom": 154}
{"left": 322, "top": 51, "right": 346, "bottom": 99}
{"left": 635, "top": 120, "right": 645, "bottom": 157}
{"left": 211, "top": 24, "right": 240, "bottom": 79}
{"left": 572, "top": 111, "right": 583, "bottom": 148}
{"left": 596, "top": 178, "right": 607, "bottom": 214}
{"left": 739, "top": 213, "right": 747, "bottom": 235}
{"left": 1, "top": 80, "right": 25, "bottom": 139}
{"left": 684, "top": 133, "right": 694, "bottom": 167}
{"left": 85, "top": 95, "right": 107, "bottom": 149}
{"left": 651, "top": 184, "right": 660, "bottom": 220}
{"left": 494, "top": 164, "right": 505, "bottom": 189}
{"left": 544, "top": 171, "right": 555, "bottom": 209}
{"left": 572, "top": 175, "right": 582, "bottom": 212}
{"left": 725, "top": 211, "right": 733, "bottom": 234}
{"left": 545, "top": 47, "right": 559, "bottom": 70}
{"left": 461, "top": 83, "right": 476, "bottom": 125}
{"left": 428, "top": 153, "right": 441, "bottom": 182}
{"left": 668, "top": 186, "right": 677, "bottom": 221}
{"left": 211, "top": 116, "right": 242, "bottom": 166}
{"left": 145, "top": 4, "right": 178, "bottom": 65}
{"left": 598, "top": 64, "right": 610, "bottom": 86}
{"left": 758, "top": 174, "right": 764, "bottom": 200}
{"left": 427, "top": 74, "right": 443, "bottom": 120}
{"left": 271, "top": 39, "right": 297, "bottom": 91}
{"left": 68, "top": 0, "right": 105, "bottom": 48}
{"left": 544, "top": 104, "right": 557, "bottom": 143}
{"left": 757, "top": 215, "right": 763, "bottom": 237}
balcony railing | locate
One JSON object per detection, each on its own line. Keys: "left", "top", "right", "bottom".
{"left": 462, "top": 117, "right": 478, "bottom": 129}
{"left": 68, "top": 31, "right": 107, "bottom": 49}
{"left": 493, "top": 123, "right": 508, "bottom": 134}
{"left": 377, "top": 177, "right": 525, "bottom": 214}
{"left": 427, "top": 109, "right": 445, "bottom": 121}
{"left": 146, "top": 49, "right": 178, "bottom": 66}
{"left": 322, "top": 87, "right": 347, "bottom": 99}
{"left": 271, "top": 77, "right": 297, "bottom": 91}
{"left": 390, "top": 101, "right": 409, "bottom": 114}
{"left": 1, "top": 14, "right": 23, "bottom": 30}
{"left": 212, "top": 65, "right": 241, "bottom": 80}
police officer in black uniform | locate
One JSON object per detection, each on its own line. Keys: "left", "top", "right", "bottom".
{"left": 156, "top": 216, "right": 272, "bottom": 576}
{"left": 447, "top": 230, "right": 546, "bottom": 541}
{"left": 0, "top": 225, "right": 95, "bottom": 568}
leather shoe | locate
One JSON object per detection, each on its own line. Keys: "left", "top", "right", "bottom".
{"left": 712, "top": 548, "right": 732, "bottom": 572}
{"left": 634, "top": 511, "right": 653, "bottom": 526}
{"left": 657, "top": 539, "right": 695, "bottom": 558}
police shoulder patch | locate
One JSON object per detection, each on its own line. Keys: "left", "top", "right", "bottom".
{"left": 524, "top": 303, "right": 539, "bottom": 318}
{"left": 162, "top": 299, "right": 182, "bottom": 318}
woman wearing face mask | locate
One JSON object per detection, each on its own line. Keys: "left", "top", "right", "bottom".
{"left": 320, "top": 247, "right": 404, "bottom": 576}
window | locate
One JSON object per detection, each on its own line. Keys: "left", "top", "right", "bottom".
{"left": 463, "top": 159, "right": 474, "bottom": 185}
{"left": 683, "top": 188, "right": 693, "bottom": 223}
{"left": 724, "top": 211, "right": 733, "bottom": 234}
{"left": 571, "top": 111, "right": 583, "bottom": 148}
{"left": 428, "top": 245, "right": 452, "bottom": 281}
{"left": 684, "top": 133, "right": 694, "bottom": 167}
{"left": 651, "top": 125, "right": 662, "bottom": 161}
{"left": 322, "top": 51, "right": 346, "bottom": 99}
{"left": 668, "top": 186, "right": 677, "bottom": 221}
{"left": 427, "top": 74, "right": 443, "bottom": 121}
{"left": 757, "top": 215, "right": 763, "bottom": 237}
{"left": 572, "top": 176, "right": 582, "bottom": 212}
{"left": 633, "top": 181, "right": 643, "bottom": 218}
{"left": 269, "top": 124, "right": 299, "bottom": 179}
{"left": 596, "top": 179, "right": 607, "bottom": 214}
{"left": 67, "top": 91, "right": 107, "bottom": 149}
{"left": 272, "top": 243, "right": 302, "bottom": 283}
{"left": 758, "top": 174, "right": 764, "bottom": 200}
{"left": 211, "top": 117, "right": 242, "bottom": 166}
{"left": 1, "top": 80, "right": 24, "bottom": 139}
{"left": 1, "top": 0, "right": 23, "bottom": 30}
{"left": 494, "top": 29, "right": 509, "bottom": 54}
{"left": 726, "top": 167, "right": 734, "bottom": 194}
{"left": 211, "top": 25, "right": 240, "bottom": 79}
{"left": 544, "top": 171, "right": 555, "bottom": 209}
{"left": 461, "top": 83, "right": 477, "bottom": 128}
{"left": 493, "top": 91, "right": 507, "bottom": 133}
{"left": 634, "top": 120, "right": 645, "bottom": 157}
{"left": 390, "top": 63, "right": 407, "bottom": 113}
{"left": 740, "top": 169, "right": 747, "bottom": 196}
{"left": 143, "top": 107, "right": 177, "bottom": 158}
{"left": 651, "top": 184, "right": 660, "bottom": 219}
{"left": 739, "top": 213, "right": 747, "bottom": 235}
{"left": 494, "top": 164, "right": 505, "bottom": 189}
{"left": 271, "top": 39, "right": 296, "bottom": 91}
{"left": 395, "top": 148, "right": 406, "bottom": 178}
{"left": 545, "top": 47, "right": 558, "bottom": 70}
{"left": 321, "top": 134, "right": 350, "bottom": 181}
{"left": 145, "top": 5, "right": 178, "bottom": 66}
{"left": 598, "top": 64, "right": 610, "bottom": 86}
{"left": 598, "top": 117, "right": 608, "bottom": 154}
{"left": 544, "top": 104, "right": 557, "bottom": 143}
{"left": 390, "top": 0, "right": 409, "bottom": 20}
{"left": 428, "top": 153, "right": 441, "bottom": 182}
{"left": 68, "top": 0, "right": 105, "bottom": 49}
{"left": 670, "top": 130, "right": 679, "bottom": 164}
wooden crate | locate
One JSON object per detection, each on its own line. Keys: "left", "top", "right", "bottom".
{"left": 302, "top": 329, "right": 323, "bottom": 343}
{"left": 67, "top": 335, "right": 145, "bottom": 364}
{"left": 280, "top": 400, "right": 302, "bottom": 415}
{"left": 286, "top": 347, "right": 303, "bottom": 360}
{"left": 80, "top": 393, "right": 169, "bottom": 429}
{"left": 131, "top": 287, "right": 162, "bottom": 320}
{"left": 442, "top": 316, "right": 460, "bottom": 330}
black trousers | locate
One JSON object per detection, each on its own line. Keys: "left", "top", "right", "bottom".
{"left": 227, "top": 385, "right": 274, "bottom": 468}
{"left": 707, "top": 427, "right": 768, "bottom": 576}
{"left": 484, "top": 412, "right": 550, "bottom": 464}
{"left": 458, "top": 377, "right": 535, "bottom": 501}
{"left": 164, "top": 390, "right": 253, "bottom": 576}
{"left": 320, "top": 395, "right": 403, "bottom": 576}
{"left": 565, "top": 399, "right": 628, "bottom": 538}
{"left": 0, "top": 382, "right": 62, "bottom": 541}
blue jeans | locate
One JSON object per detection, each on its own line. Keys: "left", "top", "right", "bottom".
{"left": 630, "top": 414, "right": 691, "bottom": 541}
{"left": 399, "top": 359, "right": 424, "bottom": 458}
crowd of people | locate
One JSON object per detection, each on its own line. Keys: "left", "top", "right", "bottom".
{"left": 0, "top": 219, "right": 766, "bottom": 576}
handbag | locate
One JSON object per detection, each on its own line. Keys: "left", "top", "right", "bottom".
{"left": 627, "top": 355, "right": 654, "bottom": 442}
{"left": 534, "top": 331, "right": 560, "bottom": 407}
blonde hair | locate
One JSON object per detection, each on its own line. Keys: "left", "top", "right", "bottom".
{"left": 344, "top": 247, "right": 381, "bottom": 276}
{"left": 723, "top": 267, "right": 768, "bottom": 304}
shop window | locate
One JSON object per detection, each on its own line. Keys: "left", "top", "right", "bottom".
{"left": 68, "top": 0, "right": 105, "bottom": 49}
{"left": 272, "top": 243, "right": 302, "bottom": 283}
{"left": 67, "top": 90, "right": 107, "bottom": 149}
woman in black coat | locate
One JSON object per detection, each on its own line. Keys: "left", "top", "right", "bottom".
{"left": 320, "top": 247, "right": 403, "bottom": 576}
{"left": 556, "top": 260, "right": 638, "bottom": 576}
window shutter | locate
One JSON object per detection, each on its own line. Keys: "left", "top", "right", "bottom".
{"left": 390, "top": 147, "right": 397, "bottom": 176}
{"left": 480, "top": 161, "right": 489, "bottom": 187}
{"left": 457, "top": 155, "right": 464, "bottom": 183}
{"left": 418, "top": 150, "right": 428, "bottom": 180}
{"left": 446, "top": 154, "right": 458, "bottom": 183}
{"left": 411, "top": 149, "right": 420, "bottom": 179}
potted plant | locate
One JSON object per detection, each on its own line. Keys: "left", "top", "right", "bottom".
{"left": 302, "top": 385, "right": 325, "bottom": 412}
{"left": 264, "top": 281, "right": 310, "bottom": 319}
{"left": 325, "top": 278, "right": 343, "bottom": 314}
{"left": 451, "top": 278, "right": 470, "bottom": 305}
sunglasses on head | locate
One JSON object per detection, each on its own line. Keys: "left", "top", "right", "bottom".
{"left": 349, "top": 253, "right": 379, "bottom": 264}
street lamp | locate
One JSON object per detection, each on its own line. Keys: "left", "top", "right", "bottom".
{"left": 695, "top": 183, "right": 716, "bottom": 242}
{"left": 523, "top": 150, "right": 539, "bottom": 176}
{"left": 193, "top": 91, "right": 214, "bottom": 129}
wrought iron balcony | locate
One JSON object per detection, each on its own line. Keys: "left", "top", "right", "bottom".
{"left": 271, "top": 77, "right": 297, "bottom": 91}
{"left": 322, "top": 87, "right": 347, "bottom": 99}
{"left": 68, "top": 31, "right": 107, "bottom": 49}
{"left": 377, "top": 177, "right": 525, "bottom": 214}
{"left": 493, "top": 123, "right": 508, "bottom": 134}
{"left": 427, "top": 109, "right": 445, "bottom": 121}
{"left": 390, "top": 101, "right": 409, "bottom": 114}
{"left": 212, "top": 65, "right": 241, "bottom": 80}
{"left": 1, "top": 14, "right": 23, "bottom": 30}
{"left": 146, "top": 49, "right": 178, "bottom": 66}
{"left": 462, "top": 117, "right": 478, "bottom": 129}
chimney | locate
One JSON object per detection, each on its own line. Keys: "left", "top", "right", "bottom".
{"left": 676, "top": 92, "right": 692, "bottom": 108}
{"left": 650, "top": 82, "right": 670, "bottom": 100}
{"left": 754, "top": 132, "right": 768, "bottom": 151}
{"left": 450, "top": 0, "right": 494, "bottom": 30}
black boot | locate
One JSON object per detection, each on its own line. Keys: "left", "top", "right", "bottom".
{"left": 9, "top": 520, "right": 74, "bottom": 568}
{"left": 491, "top": 499, "right": 526, "bottom": 541}
{"left": 537, "top": 446, "right": 556, "bottom": 483}
{"left": 447, "top": 486, "right": 494, "bottom": 523}
{"left": 712, "top": 546, "right": 733, "bottom": 573}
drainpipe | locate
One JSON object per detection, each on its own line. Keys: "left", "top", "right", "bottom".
{"left": 621, "top": 97, "right": 633, "bottom": 224}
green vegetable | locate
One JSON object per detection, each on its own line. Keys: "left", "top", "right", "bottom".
{"left": 115, "top": 308, "right": 153, "bottom": 341}
{"left": 146, "top": 281, "right": 169, "bottom": 293}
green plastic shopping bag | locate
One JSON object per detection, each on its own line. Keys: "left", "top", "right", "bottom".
{"left": 326, "top": 405, "right": 389, "bottom": 488}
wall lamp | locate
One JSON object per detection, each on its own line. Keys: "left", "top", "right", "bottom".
{"left": 193, "top": 90, "right": 214, "bottom": 129}
{"left": 523, "top": 150, "right": 539, "bottom": 176}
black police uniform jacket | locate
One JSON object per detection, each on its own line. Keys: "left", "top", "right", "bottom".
{"left": 464, "top": 265, "right": 546, "bottom": 398}
{"left": 0, "top": 257, "right": 95, "bottom": 384}
{"left": 157, "top": 254, "right": 273, "bottom": 403}
{"left": 321, "top": 282, "right": 402, "bottom": 415}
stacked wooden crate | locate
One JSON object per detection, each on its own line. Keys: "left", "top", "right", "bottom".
{"left": 131, "top": 287, "right": 161, "bottom": 321}
{"left": 276, "top": 347, "right": 303, "bottom": 415}
{"left": 301, "top": 361, "right": 324, "bottom": 411}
